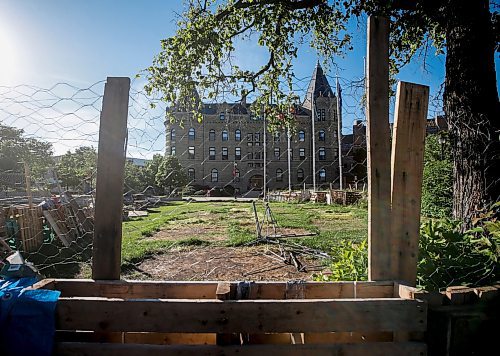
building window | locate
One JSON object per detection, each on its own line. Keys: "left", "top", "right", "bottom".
{"left": 319, "top": 147, "right": 326, "bottom": 160}
{"left": 255, "top": 151, "right": 262, "bottom": 160}
{"left": 219, "top": 113, "right": 225, "bottom": 120}
{"left": 188, "top": 168, "right": 195, "bottom": 180}
{"left": 299, "top": 148, "right": 305, "bottom": 160}
{"left": 248, "top": 163, "right": 253, "bottom": 168}
{"left": 297, "top": 168, "right": 304, "bottom": 182}
{"left": 254, "top": 132, "right": 261, "bottom": 144}
{"left": 298, "top": 130, "right": 305, "bottom": 142}
{"left": 188, "top": 128, "right": 195, "bottom": 140}
{"left": 235, "top": 147, "right": 241, "bottom": 160}
{"left": 170, "top": 146, "right": 176, "bottom": 156}
{"left": 319, "top": 168, "right": 326, "bottom": 182}
{"left": 222, "top": 147, "right": 228, "bottom": 160}
{"left": 317, "top": 108, "right": 326, "bottom": 121}
{"left": 170, "top": 128, "right": 176, "bottom": 141}
{"left": 235, "top": 129, "right": 241, "bottom": 141}
{"left": 188, "top": 146, "right": 195, "bottom": 159}
{"left": 274, "top": 132, "right": 280, "bottom": 142}
{"left": 274, "top": 147, "right": 280, "bottom": 160}
{"left": 209, "top": 129, "right": 215, "bottom": 141}
{"left": 247, "top": 151, "right": 253, "bottom": 160}
{"left": 319, "top": 130, "right": 325, "bottom": 141}
{"left": 211, "top": 168, "right": 218, "bottom": 182}
{"left": 222, "top": 130, "right": 228, "bottom": 141}
{"left": 276, "top": 168, "right": 283, "bottom": 182}
{"left": 247, "top": 133, "right": 253, "bottom": 146}
{"left": 233, "top": 168, "right": 240, "bottom": 182}
{"left": 209, "top": 147, "right": 216, "bottom": 160}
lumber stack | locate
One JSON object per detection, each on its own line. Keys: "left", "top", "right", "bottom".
{"left": 3, "top": 205, "right": 44, "bottom": 252}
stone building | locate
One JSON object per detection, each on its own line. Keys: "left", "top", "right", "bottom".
{"left": 165, "top": 63, "right": 340, "bottom": 193}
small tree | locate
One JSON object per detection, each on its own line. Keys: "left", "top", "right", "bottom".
{"left": 56, "top": 147, "right": 97, "bottom": 191}
{"left": 124, "top": 161, "right": 146, "bottom": 193}
{"left": 155, "top": 156, "right": 188, "bottom": 195}
{"left": 142, "top": 154, "right": 163, "bottom": 191}
{"left": 0, "top": 124, "right": 53, "bottom": 183}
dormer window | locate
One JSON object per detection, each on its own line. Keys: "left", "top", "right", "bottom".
{"left": 219, "top": 113, "right": 225, "bottom": 120}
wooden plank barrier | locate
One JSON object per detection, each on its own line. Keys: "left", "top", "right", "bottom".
{"left": 34, "top": 279, "right": 428, "bottom": 355}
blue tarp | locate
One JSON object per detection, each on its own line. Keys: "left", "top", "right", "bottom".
{"left": 0, "top": 277, "right": 60, "bottom": 356}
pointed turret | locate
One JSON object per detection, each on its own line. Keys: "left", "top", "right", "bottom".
{"left": 302, "top": 61, "right": 334, "bottom": 110}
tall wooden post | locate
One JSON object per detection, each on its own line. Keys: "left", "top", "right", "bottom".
{"left": 391, "top": 82, "right": 429, "bottom": 286}
{"left": 92, "top": 77, "right": 130, "bottom": 280}
{"left": 366, "top": 16, "right": 394, "bottom": 281}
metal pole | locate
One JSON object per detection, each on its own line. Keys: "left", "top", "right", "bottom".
{"left": 311, "top": 91, "right": 317, "bottom": 191}
{"left": 336, "top": 76, "right": 343, "bottom": 190}
{"left": 287, "top": 124, "right": 292, "bottom": 193}
{"left": 263, "top": 105, "right": 267, "bottom": 200}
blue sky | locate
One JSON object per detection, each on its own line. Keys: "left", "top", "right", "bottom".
{"left": 0, "top": 0, "right": 498, "bottom": 156}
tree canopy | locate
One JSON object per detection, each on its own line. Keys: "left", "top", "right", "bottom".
{"left": 0, "top": 124, "right": 53, "bottom": 182}
{"left": 146, "top": 0, "right": 499, "bottom": 224}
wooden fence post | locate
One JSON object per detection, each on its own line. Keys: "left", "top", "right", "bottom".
{"left": 391, "top": 82, "right": 429, "bottom": 286}
{"left": 92, "top": 77, "right": 130, "bottom": 280}
{"left": 366, "top": 16, "right": 394, "bottom": 281}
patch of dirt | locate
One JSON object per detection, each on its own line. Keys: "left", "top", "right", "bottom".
{"left": 124, "top": 245, "right": 326, "bottom": 281}
{"left": 152, "top": 223, "right": 227, "bottom": 242}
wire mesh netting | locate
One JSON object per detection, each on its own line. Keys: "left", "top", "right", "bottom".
{"left": 0, "top": 71, "right": 446, "bottom": 282}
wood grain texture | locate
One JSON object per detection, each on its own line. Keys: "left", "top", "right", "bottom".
{"left": 56, "top": 298, "right": 427, "bottom": 333}
{"left": 366, "top": 16, "right": 394, "bottom": 281}
{"left": 92, "top": 77, "right": 130, "bottom": 280}
{"left": 391, "top": 82, "right": 429, "bottom": 286}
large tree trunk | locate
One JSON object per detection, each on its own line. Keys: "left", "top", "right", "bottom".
{"left": 444, "top": 0, "right": 500, "bottom": 227}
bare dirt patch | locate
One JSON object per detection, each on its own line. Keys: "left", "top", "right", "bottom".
{"left": 124, "top": 245, "right": 325, "bottom": 281}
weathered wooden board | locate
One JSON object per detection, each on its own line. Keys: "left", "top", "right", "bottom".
{"left": 54, "top": 342, "right": 427, "bottom": 356}
{"left": 46, "top": 279, "right": 395, "bottom": 299}
{"left": 56, "top": 298, "right": 427, "bottom": 333}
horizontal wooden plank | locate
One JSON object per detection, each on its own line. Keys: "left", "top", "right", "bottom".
{"left": 54, "top": 342, "right": 427, "bottom": 356}
{"left": 56, "top": 298, "right": 426, "bottom": 333}
{"left": 47, "top": 279, "right": 395, "bottom": 299}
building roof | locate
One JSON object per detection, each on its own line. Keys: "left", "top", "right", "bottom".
{"left": 302, "top": 62, "right": 335, "bottom": 110}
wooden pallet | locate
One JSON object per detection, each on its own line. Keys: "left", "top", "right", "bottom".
{"left": 33, "top": 279, "right": 428, "bottom": 355}
{"left": 6, "top": 205, "right": 44, "bottom": 252}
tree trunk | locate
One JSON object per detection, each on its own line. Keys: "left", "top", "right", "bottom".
{"left": 443, "top": 0, "right": 500, "bottom": 227}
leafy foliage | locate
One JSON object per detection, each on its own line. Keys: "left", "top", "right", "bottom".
{"left": 0, "top": 124, "right": 53, "bottom": 183}
{"left": 145, "top": 1, "right": 448, "bottom": 131}
{"left": 315, "top": 239, "right": 368, "bottom": 281}
{"left": 421, "top": 133, "right": 453, "bottom": 218}
{"left": 418, "top": 205, "right": 499, "bottom": 290}
{"left": 56, "top": 146, "right": 97, "bottom": 191}
{"left": 155, "top": 155, "right": 188, "bottom": 194}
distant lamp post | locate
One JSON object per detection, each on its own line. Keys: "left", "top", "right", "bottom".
{"left": 438, "top": 134, "right": 446, "bottom": 160}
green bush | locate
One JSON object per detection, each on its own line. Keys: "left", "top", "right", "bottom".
{"left": 314, "top": 239, "right": 368, "bottom": 282}
{"left": 418, "top": 213, "right": 499, "bottom": 290}
{"left": 421, "top": 134, "right": 453, "bottom": 218}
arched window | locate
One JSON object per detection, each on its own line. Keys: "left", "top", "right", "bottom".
{"left": 276, "top": 168, "right": 283, "bottom": 182}
{"left": 235, "top": 129, "right": 241, "bottom": 141}
{"left": 188, "top": 128, "right": 195, "bottom": 140}
{"left": 297, "top": 169, "right": 304, "bottom": 182}
{"left": 170, "top": 128, "right": 176, "bottom": 141}
{"left": 211, "top": 168, "right": 218, "bottom": 182}
{"left": 188, "top": 168, "right": 195, "bottom": 180}
{"left": 222, "top": 130, "right": 228, "bottom": 141}
{"left": 209, "top": 129, "right": 215, "bottom": 141}
{"left": 319, "top": 168, "right": 326, "bottom": 182}
{"left": 319, "top": 130, "right": 325, "bottom": 141}
{"left": 298, "top": 130, "right": 305, "bottom": 142}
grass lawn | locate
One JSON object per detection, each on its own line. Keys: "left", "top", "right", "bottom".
{"left": 121, "top": 200, "right": 368, "bottom": 267}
